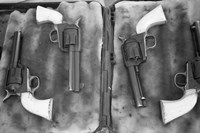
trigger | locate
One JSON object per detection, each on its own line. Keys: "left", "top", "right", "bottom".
{"left": 146, "top": 35, "right": 156, "bottom": 49}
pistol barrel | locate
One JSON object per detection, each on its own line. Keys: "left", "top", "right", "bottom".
{"left": 69, "top": 51, "right": 80, "bottom": 92}
{"left": 10, "top": 31, "right": 22, "bottom": 68}
{"left": 65, "top": 24, "right": 81, "bottom": 92}
{"left": 128, "top": 66, "right": 146, "bottom": 107}
{"left": 191, "top": 21, "right": 200, "bottom": 57}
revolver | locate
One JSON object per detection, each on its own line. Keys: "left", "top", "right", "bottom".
{"left": 119, "top": 5, "right": 167, "bottom": 107}
{"left": 3, "top": 31, "right": 53, "bottom": 121}
{"left": 36, "top": 6, "right": 82, "bottom": 92}
{"left": 160, "top": 21, "right": 200, "bottom": 124}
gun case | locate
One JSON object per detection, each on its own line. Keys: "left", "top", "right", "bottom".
{"left": 0, "top": 0, "right": 200, "bottom": 133}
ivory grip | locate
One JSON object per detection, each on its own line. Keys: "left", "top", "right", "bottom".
{"left": 160, "top": 89, "right": 198, "bottom": 124}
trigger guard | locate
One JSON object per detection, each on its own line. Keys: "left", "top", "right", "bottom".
{"left": 174, "top": 72, "right": 186, "bottom": 90}
{"left": 49, "top": 29, "right": 58, "bottom": 43}
{"left": 145, "top": 35, "right": 156, "bottom": 50}
{"left": 29, "top": 76, "right": 40, "bottom": 95}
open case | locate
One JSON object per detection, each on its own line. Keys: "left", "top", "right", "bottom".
{"left": 0, "top": 0, "right": 200, "bottom": 133}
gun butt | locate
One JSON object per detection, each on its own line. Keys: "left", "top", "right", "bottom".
{"left": 21, "top": 92, "right": 53, "bottom": 121}
{"left": 160, "top": 89, "right": 198, "bottom": 124}
{"left": 36, "top": 6, "right": 63, "bottom": 25}
{"left": 136, "top": 5, "right": 167, "bottom": 34}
